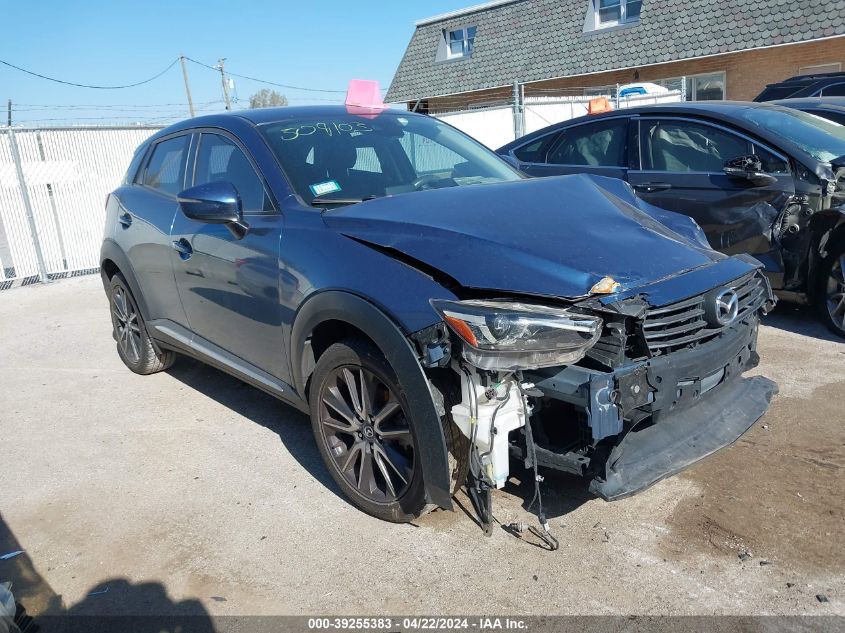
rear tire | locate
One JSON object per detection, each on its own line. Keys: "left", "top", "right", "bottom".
{"left": 308, "top": 338, "right": 467, "bottom": 522}
{"left": 108, "top": 273, "right": 175, "bottom": 374}
{"left": 817, "top": 237, "right": 845, "bottom": 339}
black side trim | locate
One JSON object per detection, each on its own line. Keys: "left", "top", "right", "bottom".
{"left": 149, "top": 319, "right": 308, "bottom": 413}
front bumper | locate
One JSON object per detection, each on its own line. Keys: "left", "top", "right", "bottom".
{"left": 522, "top": 316, "right": 778, "bottom": 500}
{"left": 590, "top": 374, "right": 776, "bottom": 499}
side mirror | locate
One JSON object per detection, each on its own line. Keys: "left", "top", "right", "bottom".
{"left": 177, "top": 181, "right": 241, "bottom": 224}
{"left": 723, "top": 154, "right": 777, "bottom": 186}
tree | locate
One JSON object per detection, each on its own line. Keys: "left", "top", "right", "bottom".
{"left": 248, "top": 89, "right": 288, "bottom": 109}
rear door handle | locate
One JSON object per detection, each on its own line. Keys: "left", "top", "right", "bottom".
{"left": 172, "top": 238, "right": 193, "bottom": 259}
{"left": 118, "top": 212, "right": 132, "bottom": 228}
{"left": 633, "top": 182, "right": 672, "bottom": 193}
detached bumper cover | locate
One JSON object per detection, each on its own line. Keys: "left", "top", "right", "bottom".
{"left": 589, "top": 375, "right": 778, "bottom": 500}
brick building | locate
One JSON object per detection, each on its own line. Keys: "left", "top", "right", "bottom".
{"left": 386, "top": 0, "right": 845, "bottom": 110}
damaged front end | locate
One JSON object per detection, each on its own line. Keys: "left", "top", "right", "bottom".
{"left": 411, "top": 262, "right": 778, "bottom": 531}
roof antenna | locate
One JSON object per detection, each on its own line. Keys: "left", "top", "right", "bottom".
{"left": 345, "top": 79, "right": 385, "bottom": 118}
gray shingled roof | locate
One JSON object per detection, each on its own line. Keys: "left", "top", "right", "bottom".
{"left": 386, "top": 0, "right": 845, "bottom": 102}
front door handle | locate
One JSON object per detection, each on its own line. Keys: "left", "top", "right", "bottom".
{"left": 118, "top": 212, "right": 132, "bottom": 228}
{"left": 172, "top": 238, "right": 193, "bottom": 259}
{"left": 633, "top": 182, "right": 672, "bottom": 193}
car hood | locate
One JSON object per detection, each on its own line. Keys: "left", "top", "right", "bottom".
{"left": 323, "top": 174, "right": 727, "bottom": 300}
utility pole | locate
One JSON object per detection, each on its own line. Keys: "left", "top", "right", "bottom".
{"left": 7, "top": 99, "right": 11, "bottom": 127}
{"left": 179, "top": 56, "right": 196, "bottom": 118}
{"left": 215, "top": 58, "right": 232, "bottom": 111}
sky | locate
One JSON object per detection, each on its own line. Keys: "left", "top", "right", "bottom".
{"left": 0, "top": 0, "right": 472, "bottom": 126}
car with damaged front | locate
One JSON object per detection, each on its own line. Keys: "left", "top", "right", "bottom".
{"left": 497, "top": 102, "right": 845, "bottom": 337}
{"left": 101, "top": 104, "right": 777, "bottom": 533}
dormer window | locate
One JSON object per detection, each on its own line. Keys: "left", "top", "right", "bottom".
{"left": 595, "top": 0, "right": 641, "bottom": 28}
{"left": 447, "top": 26, "right": 477, "bottom": 58}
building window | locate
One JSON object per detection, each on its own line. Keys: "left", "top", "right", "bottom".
{"left": 653, "top": 72, "right": 726, "bottom": 100}
{"left": 799, "top": 62, "right": 842, "bottom": 76}
{"left": 686, "top": 72, "right": 725, "bottom": 100}
{"left": 596, "top": 0, "right": 641, "bottom": 28}
{"left": 446, "top": 26, "right": 476, "bottom": 59}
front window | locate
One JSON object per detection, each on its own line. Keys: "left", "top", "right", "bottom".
{"left": 640, "top": 120, "right": 748, "bottom": 172}
{"left": 259, "top": 112, "right": 520, "bottom": 206}
{"left": 194, "top": 133, "right": 273, "bottom": 213}
{"left": 741, "top": 107, "right": 845, "bottom": 163}
{"left": 596, "top": 0, "right": 641, "bottom": 27}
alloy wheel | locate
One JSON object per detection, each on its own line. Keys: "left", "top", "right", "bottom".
{"left": 111, "top": 286, "right": 142, "bottom": 364}
{"left": 318, "top": 365, "right": 414, "bottom": 503}
{"left": 826, "top": 254, "right": 845, "bottom": 333}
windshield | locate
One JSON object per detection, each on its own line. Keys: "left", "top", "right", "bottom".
{"left": 258, "top": 112, "right": 520, "bottom": 206}
{"left": 741, "top": 106, "right": 845, "bottom": 163}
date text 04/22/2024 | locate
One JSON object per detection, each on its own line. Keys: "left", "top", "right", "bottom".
{"left": 307, "top": 617, "right": 528, "bottom": 631}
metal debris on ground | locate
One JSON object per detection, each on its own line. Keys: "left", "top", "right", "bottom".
{"left": 87, "top": 587, "right": 110, "bottom": 597}
{"left": 0, "top": 553, "right": 23, "bottom": 562}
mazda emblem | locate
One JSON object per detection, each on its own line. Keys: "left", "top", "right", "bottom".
{"left": 714, "top": 289, "right": 739, "bottom": 326}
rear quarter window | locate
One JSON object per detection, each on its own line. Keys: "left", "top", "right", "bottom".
{"left": 513, "top": 134, "right": 557, "bottom": 163}
{"left": 126, "top": 144, "right": 149, "bottom": 185}
{"left": 142, "top": 135, "right": 190, "bottom": 196}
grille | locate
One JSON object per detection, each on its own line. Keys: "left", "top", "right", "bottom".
{"left": 642, "top": 273, "right": 765, "bottom": 355}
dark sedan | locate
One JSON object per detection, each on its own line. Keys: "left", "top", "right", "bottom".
{"left": 497, "top": 101, "right": 845, "bottom": 337}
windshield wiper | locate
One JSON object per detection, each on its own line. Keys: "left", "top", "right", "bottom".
{"left": 310, "top": 197, "right": 363, "bottom": 207}
{"left": 310, "top": 195, "right": 382, "bottom": 208}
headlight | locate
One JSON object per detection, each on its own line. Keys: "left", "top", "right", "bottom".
{"left": 430, "top": 299, "right": 602, "bottom": 371}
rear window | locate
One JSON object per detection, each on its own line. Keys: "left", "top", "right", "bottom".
{"left": 142, "top": 135, "right": 189, "bottom": 196}
{"left": 547, "top": 119, "right": 628, "bottom": 167}
{"left": 513, "top": 134, "right": 557, "bottom": 163}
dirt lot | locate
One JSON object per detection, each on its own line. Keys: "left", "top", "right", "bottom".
{"left": 0, "top": 276, "right": 843, "bottom": 617}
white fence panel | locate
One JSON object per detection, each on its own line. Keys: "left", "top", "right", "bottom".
{"left": 434, "top": 106, "right": 516, "bottom": 149}
{"left": 524, "top": 97, "right": 591, "bottom": 136}
{"left": 0, "top": 126, "right": 160, "bottom": 288}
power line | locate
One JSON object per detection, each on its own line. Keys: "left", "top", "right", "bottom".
{"left": 12, "top": 100, "right": 222, "bottom": 110}
{"left": 184, "top": 57, "right": 349, "bottom": 94}
{"left": 0, "top": 58, "right": 179, "bottom": 89}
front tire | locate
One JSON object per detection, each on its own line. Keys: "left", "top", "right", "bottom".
{"left": 818, "top": 237, "right": 845, "bottom": 339}
{"left": 309, "top": 339, "right": 466, "bottom": 522}
{"left": 108, "top": 273, "right": 175, "bottom": 374}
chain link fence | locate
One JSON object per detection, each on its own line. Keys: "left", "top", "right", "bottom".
{"left": 0, "top": 126, "right": 161, "bottom": 289}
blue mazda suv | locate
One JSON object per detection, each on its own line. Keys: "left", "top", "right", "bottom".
{"left": 101, "top": 105, "right": 777, "bottom": 528}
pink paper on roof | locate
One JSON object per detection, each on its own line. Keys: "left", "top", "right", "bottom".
{"left": 345, "top": 79, "right": 385, "bottom": 118}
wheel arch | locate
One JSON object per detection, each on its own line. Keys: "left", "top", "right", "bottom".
{"left": 290, "top": 290, "right": 453, "bottom": 510}
{"left": 808, "top": 210, "right": 845, "bottom": 304}
{"left": 100, "top": 239, "right": 152, "bottom": 323}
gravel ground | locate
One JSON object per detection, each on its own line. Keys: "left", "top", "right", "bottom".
{"left": 0, "top": 275, "right": 843, "bottom": 617}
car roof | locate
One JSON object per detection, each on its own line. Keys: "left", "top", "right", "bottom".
{"left": 769, "top": 97, "right": 845, "bottom": 112}
{"left": 766, "top": 71, "right": 845, "bottom": 85}
{"left": 497, "top": 101, "right": 821, "bottom": 164}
